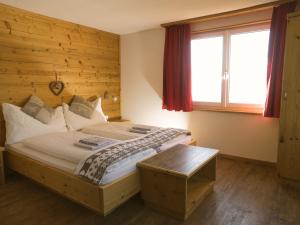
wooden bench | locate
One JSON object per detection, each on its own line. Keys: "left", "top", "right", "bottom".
{"left": 138, "top": 144, "right": 219, "bottom": 220}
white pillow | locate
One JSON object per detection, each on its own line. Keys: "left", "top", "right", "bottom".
{"left": 94, "top": 97, "right": 108, "bottom": 122}
{"left": 63, "top": 98, "right": 107, "bottom": 131}
{"left": 2, "top": 103, "right": 68, "bottom": 145}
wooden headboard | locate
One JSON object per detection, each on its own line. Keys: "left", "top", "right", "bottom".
{"left": 0, "top": 3, "right": 120, "bottom": 145}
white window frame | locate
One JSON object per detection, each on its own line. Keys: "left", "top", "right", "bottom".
{"left": 192, "top": 23, "right": 270, "bottom": 114}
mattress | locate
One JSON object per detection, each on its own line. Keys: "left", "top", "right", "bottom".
{"left": 10, "top": 131, "right": 158, "bottom": 185}
{"left": 8, "top": 126, "right": 192, "bottom": 185}
{"left": 9, "top": 141, "right": 156, "bottom": 185}
{"left": 9, "top": 143, "right": 76, "bottom": 173}
{"left": 21, "top": 132, "right": 99, "bottom": 164}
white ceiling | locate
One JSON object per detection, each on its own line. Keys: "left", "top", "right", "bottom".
{"left": 0, "top": 0, "right": 275, "bottom": 34}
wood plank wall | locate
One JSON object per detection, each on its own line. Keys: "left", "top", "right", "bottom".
{"left": 0, "top": 3, "right": 120, "bottom": 145}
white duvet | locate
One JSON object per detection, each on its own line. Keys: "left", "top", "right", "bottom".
{"left": 15, "top": 124, "right": 191, "bottom": 184}
{"left": 22, "top": 132, "right": 101, "bottom": 164}
{"left": 18, "top": 131, "right": 157, "bottom": 184}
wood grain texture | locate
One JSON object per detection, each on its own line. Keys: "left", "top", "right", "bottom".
{"left": 138, "top": 144, "right": 218, "bottom": 178}
{"left": 0, "top": 3, "right": 120, "bottom": 145}
{"left": 1, "top": 158, "right": 299, "bottom": 225}
{"left": 278, "top": 12, "right": 300, "bottom": 181}
{"left": 138, "top": 145, "right": 218, "bottom": 220}
{"left": 4, "top": 148, "right": 140, "bottom": 216}
{"left": 5, "top": 149, "right": 103, "bottom": 212}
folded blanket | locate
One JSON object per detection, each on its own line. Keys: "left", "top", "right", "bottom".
{"left": 75, "top": 142, "right": 111, "bottom": 150}
{"left": 79, "top": 136, "right": 117, "bottom": 147}
{"left": 75, "top": 128, "right": 190, "bottom": 184}
{"left": 131, "top": 126, "right": 152, "bottom": 131}
{"left": 128, "top": 128, "right": 150, "bottom": 134}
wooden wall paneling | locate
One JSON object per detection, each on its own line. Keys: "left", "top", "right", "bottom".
{"left": 0, "top": 3, "right": 120, "bottom": 145}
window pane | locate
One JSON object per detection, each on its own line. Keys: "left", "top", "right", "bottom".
{"left": 228, "top": 30, "right": 269, "bottom": 105}
{"left": 191, "top": 36, "right": 223, "bottom": 103}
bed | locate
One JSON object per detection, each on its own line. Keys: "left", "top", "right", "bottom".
{"left": 3, "top": 122, "right": 195, "bottom": 215}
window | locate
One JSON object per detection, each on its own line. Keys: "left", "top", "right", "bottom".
{"left": 191, "top": 24, "right": 270, "bottom": 113}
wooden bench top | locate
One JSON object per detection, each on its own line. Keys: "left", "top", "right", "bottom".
{"left": 138, "top": 144, "right": 219, "bottom": 178}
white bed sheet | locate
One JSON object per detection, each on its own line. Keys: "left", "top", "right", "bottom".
{"left": 21, "top": 131, "right": 113, "bottom": 164}
{"left": 9, "top": 142, "right": 156, "bottom": 185}
{"left": 9, "top": 128, "right": 192, "bottom": 185}
{"left": 10, "top": 143, "right": 76, "bottom": 173}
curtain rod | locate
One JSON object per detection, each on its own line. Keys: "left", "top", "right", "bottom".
{"left": 160, "top": 0, "right": 293, "bottom": 27}
{"left": 191, "top": 20, "right": 271, "bottom": 35}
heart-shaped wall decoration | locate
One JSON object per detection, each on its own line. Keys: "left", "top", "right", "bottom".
{"left": 49, "top": 81, "right": 64, "bottom": 96}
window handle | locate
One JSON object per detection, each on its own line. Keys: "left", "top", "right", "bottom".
{"left": 223, "top": 72, "right": 229, "bottom": 80}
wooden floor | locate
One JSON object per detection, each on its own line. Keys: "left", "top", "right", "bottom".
{"left": 1, "top": 158, "right": 300, "bottom": 225}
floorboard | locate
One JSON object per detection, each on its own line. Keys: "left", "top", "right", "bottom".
{"left": 0, "top": 158, "right": 299, "bottom": 225}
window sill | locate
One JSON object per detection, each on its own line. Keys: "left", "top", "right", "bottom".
{"left": 192, "top": 104, "right": 263, "bottom": 115}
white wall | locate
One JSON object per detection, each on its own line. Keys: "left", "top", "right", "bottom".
{"left": 121, "top": 28, "right": 279, "bottom": 162}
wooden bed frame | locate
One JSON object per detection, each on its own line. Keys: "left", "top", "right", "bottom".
{"left": 2, "top": 139, "right": 196, "bottom": 216}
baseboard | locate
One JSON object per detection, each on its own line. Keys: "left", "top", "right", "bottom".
{"left": 218, "top": 153, "right": 276, "bottom": 167}
{"left": 279, "top": 176, "right": 300, "bottom": 188}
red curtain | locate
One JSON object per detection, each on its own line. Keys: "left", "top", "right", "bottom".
{"left": 264, "top": 2, "right": 296, "bottom": 118}
{"left": 163, "top": 24, "right": 193, "bottom": 112}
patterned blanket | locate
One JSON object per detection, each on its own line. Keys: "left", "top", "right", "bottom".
{"left": 75, "top": 128, "right": 190, "bottom": 184}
